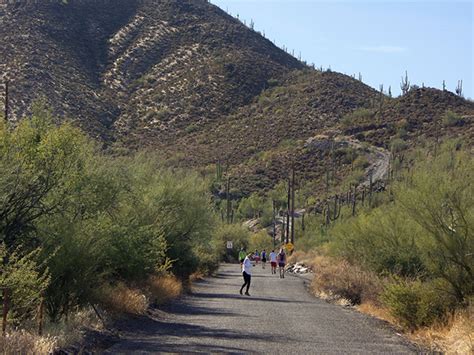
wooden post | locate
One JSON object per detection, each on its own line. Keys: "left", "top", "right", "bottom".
{"left": 281, "top": 215, "right": 285, "bottom": 243}
{"left": 38, "top": 296, "right": 45, "bottom": 336}
{"left": 290, "top": 168, "right": 295, "bottom": 244}
{"left": 286, "top": 176, "right": 290, "bottom": 244}
{"left": 352, "top": 185, "right": 357, "bottom": 216}
{"left": 369, "top": 172, "right": 373, "bottom": 208}
{"left": 226, "top": 177, "right": 231, "bottom": 224}
{"left": 272, "top": 200, "right": 276, "bottom": 249}
{"left": 2, "top": 288, "right": 9, "bottom": 336}
{"left": 4, "top": 80, "right": 8, "bottom": 122}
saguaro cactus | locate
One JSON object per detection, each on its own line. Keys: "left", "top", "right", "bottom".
{"left": 216, "top": 161, "right": 223, "bottom": 181}
{"left": 325, "top": 195, "right": 341, "bottom": 226}
{"left": 400, "top": 71, "right": 410, "bottom": 95}
{"left": 351, "top": 185, "right": 357, "bottom": 216}
{"left": 456, "top": 80, "right": 463, "bottom": 97}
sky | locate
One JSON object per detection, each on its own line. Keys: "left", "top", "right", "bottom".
{"left": 211, "top": 0, "right": 474, "bottom": 99}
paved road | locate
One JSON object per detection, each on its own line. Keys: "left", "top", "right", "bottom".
{"left": 105, "top": 264, "right": 416, "bottom": 354}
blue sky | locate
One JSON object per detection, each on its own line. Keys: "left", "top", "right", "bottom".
{"left": 211, "top": 0, "right": 473, "bottom": 99}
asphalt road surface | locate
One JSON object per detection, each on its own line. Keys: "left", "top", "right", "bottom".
{"left": 105, "top": 264, "right": 416, "bottom": 354}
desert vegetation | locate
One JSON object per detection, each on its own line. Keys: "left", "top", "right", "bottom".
{"left": 206, "top": 136, "right": 473, "bottom": 352}
{"left": 280, "top": 142, "right": 473, "bottom": 352}
{"left": 0, "top": 105, "right": 247, "bottom": 352}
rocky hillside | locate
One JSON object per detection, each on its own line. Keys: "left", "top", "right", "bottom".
{"left": 0, "top": 0, "right": 303, "bottom": 139}
{"left": 1, "top": 0, "right": 473, "bottom": 196}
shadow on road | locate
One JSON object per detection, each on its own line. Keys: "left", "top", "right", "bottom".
{"left": 191, "top": 292, "right": 310, "bottom": 304}
{"left": 109, "top": 340, "right": 254, "bottom": 354}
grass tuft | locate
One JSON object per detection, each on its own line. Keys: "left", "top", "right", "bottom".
{"left": 146, "top": 275, "right": 183, "bottom": 305}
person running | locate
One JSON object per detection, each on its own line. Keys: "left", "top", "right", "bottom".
{"left": 277, "top": 248, "right": 287, "bottom": 278}
{"left": 239, "top": 247, "right": 246, "bottom": 265}
{"left": 240, "top": 253, "right": 253, "bottom": 296}
{"left": 269, "top": 250, "right": 277, "bottom": 274}
{"left": 261, "top": 249, "right": 267, "bottom": 269}
{"left": 255, "top": 249, "right": 261, "bottom": 264}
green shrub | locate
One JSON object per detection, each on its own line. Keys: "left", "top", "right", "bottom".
{"left": 213, "top": 224, "right": 251, "bottom": 261}
{"left": 442, "top": 110, "right": 465, "bottom": 127}
{"left": 248, "top": 230, "right": 274, "bottom": 254}
{"left": 185, "top": 123, "right": 199, "bottom": 134}
{"left": 0, "top": 106, "right": 219, "bottom": 323}
{"left": 353, "top": 155, "right": 370, "bottom": 169}
{"left": 267, "top": 78, "right": 279, "bottom": 87}
{"left": 331, "top": 206, "right": 425, "bottom": 277}
{"left": 395, "top": 146, "right": 474, "bottom": 302}
{"left": 390, "top": 138, "right": 408, "bottom": 153}
{"left": 237, "top": 193, "right": 267, "bottom": 219}
{"left": 382, "top": 279, "right": 456, "bottom": 330}
{"left": 0, "top": 245, "right": 50, "bottom": 324}
{"left": 342, "top": 108, "right": 375, "bottom": 125}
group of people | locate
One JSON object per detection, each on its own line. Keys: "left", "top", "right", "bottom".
{"left": 238, "top": 247, "right": 287, "bottom": 296}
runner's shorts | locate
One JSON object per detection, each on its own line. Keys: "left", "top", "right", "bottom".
{"left": 271, "top": 261, "right": 277, "bottom": 267}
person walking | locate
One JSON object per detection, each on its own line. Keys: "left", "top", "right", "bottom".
{"left": 261, "top": 249, "right": 267, "bottom": 269}
{"left": 240, "top": 253, "right": 253, "bottom": 296}
{"left": 239, "top": 247, "right": 246, "bottom": 265}
{"left": 277, "top": 248, "right": 287, "bottom": 278}
{"left": 269, "top": 250, "right": 277, "bottom": 274}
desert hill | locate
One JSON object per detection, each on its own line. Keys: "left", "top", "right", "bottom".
{"left": 0, "top": 0, "right": 302, "bottom": 139}
{"left": 1, "top": 0, "right": 473, "bottom": 196}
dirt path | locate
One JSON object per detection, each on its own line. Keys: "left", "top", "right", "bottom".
{"left": 104, "top": 264, "right": 416, "bottom": 354}
{"left": 342, "top": 137, "right": 390, "bottom": 187}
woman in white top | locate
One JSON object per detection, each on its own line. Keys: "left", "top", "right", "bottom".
{"left": 240, "top": 253, "right": 253, "bottom": 296}
{"left": 269, "top": 250, "right": 277, "bottom": 274}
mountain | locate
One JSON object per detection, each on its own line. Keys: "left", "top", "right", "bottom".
{"left": 1, "top": 0, "right": 473, "bottom": 195}
{"left": 0, "top": 0, "right": 303, "bottom": 140}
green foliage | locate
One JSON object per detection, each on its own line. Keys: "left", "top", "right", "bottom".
{"left": 185, "top": 123, "right": 199, "bottom": 134}
{"left": 248, "top": 230, "right": 273, "bottom": 253}
{"left": 395, "top": 146, "right": 474, "bottom": 301}
{"left": 331, "top": 206, "right": 424, "bottom": 277}
{"left": 390, "top": 138, "right": 408, "bottom": 153}
{"left": 342, "top": 108, "right": 375, "bottom": 126}
{"left": 442, "top": 110, "right": 465, "bottom": 127}
{"left": 0, "top": 245, "right": 50, "bottom": 324}
{"left": 268, "top": 181, "right": 288, "bottom": 210}
{"left": 324, "top": 142, "right": 473, "bottom": 327}
{"left": 0, "top": 106, "right": 219, "bottom": 322}
{"left": 213, "top": 224, "right": 251, "bottom": 260}
{"left": 382, "top": 279, "right": 456, "bottom": 330}
{"left": 295, "top": 214, "right": 329, "bottom": 251}
{"left": 353, "top": 155, "right": 370, "bottom": 169}
{"left": 237, "top": 193, "right": 266, "bottom": 219}
{"left": 267, "top": 78, "right": 279, "bottom": 87}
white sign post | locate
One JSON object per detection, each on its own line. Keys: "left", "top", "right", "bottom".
{"left": 226, "top": 241, "right": 233, "bottom": 249}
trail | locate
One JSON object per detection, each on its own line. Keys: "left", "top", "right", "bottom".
{"left": 105, "top": 264, "right": 416, "bottom": 354}
{"left": 342, "top": 137, "right": 390, "bottom": 187}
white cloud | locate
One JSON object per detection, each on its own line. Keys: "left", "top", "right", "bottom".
{"left": 358, "top": 45, "right": 407, "bottom": 53}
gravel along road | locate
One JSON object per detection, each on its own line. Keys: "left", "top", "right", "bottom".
{"left": 105, "top": 264, "right": 417, "bottom": 354}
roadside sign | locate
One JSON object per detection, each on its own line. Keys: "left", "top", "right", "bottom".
{"left": 285, "top": 242, "right": 294, "bottom": 252}
{"left": 226, "top": 241, "right": 233, "bottom": 249}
